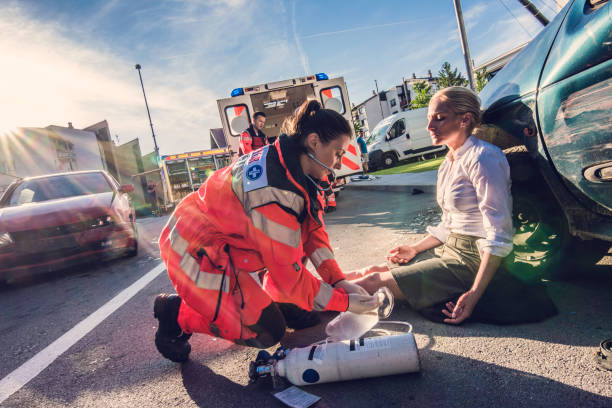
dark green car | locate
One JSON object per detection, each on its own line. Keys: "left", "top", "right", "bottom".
{"left": 479, "top": 0, "right": 611, "bottom": 278}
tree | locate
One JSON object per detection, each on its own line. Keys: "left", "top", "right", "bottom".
{"left": 352, "top": 120, "right": 362, "bottom": 135}
{"left": 437, "top": 61, "right": 468, "bottom": 89}
{"left": 409, "top": 81, "right": 432, "bottom": 109}
{"left": 475, "top": 67, "right": 489, "bottom": 93}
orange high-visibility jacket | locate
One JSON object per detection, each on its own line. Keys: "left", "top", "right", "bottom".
{"left": 239, "top": 125, "right": 268, "bottom": 156}
{"left": 161, "top": 135, "right": 349, "bottom": 316}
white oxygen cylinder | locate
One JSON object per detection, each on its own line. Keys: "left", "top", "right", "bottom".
{"left": 274, "top": 333, "right": 420, "bottom": 386}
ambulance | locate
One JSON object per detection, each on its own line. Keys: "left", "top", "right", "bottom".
{"left": 216, "top": 73, "right": 363, "bottom": 195}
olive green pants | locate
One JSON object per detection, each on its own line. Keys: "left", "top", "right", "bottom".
{"left": 390, "top": 233, "right": 482, "bottom": 311}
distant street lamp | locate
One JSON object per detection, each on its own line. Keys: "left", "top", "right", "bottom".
{"left": 134, "top": 64, "right": 160, "bottom": 165}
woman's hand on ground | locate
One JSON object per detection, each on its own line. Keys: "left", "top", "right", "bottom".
{"left": 442, "top": 290, "right": 479, "bottom": 324}
{"left": 387, "top": 245, "right": 418, "bottom": 264}
{"left": 344, "top": 264, "right": 389, "bottom": 281}
{"left": 347, "top": 293, "right": 381, "bottom": 314}
{"left": 334, "top": 279, "right": 369, "bottom": 295}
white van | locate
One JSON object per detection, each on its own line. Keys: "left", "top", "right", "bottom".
{"left": 366, "top": 108, "right": 446, "bottom": 168}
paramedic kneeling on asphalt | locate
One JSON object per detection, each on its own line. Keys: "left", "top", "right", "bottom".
{"left": 154, "top": 100, "right": 379, "bottom": 362}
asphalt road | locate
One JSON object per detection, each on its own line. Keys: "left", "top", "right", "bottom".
{"left": 0, "top": 189, "right": 610, "bottom": 407}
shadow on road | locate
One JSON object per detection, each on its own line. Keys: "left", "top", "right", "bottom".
{"left": 181, "top": 359, "right": 285, "bottom": 408}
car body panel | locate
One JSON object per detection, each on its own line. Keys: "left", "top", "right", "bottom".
{"left": 479, "top": 1, "right": 570, "bottom": 111}
{"left": 479, "top": 0, "right": 612, "bottom": 240}
{"left": 537, "top": 61, "right": 612, "bottom": 212}
{"left": 0, "top": 171, "right": 136, "bottom": 278}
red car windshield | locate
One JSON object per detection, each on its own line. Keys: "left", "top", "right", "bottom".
{"left": 7, "top": 173, "right": 113, "bottom": 207}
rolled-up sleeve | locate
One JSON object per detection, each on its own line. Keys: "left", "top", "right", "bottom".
{"left": 469, "top": 150, "right": 514, "bottom": 257}
{"left": 426, "top": 212, "right": 451, "bottom": 244}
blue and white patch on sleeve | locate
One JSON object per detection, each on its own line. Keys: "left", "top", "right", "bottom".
{"left": 243, "top": 146, "right": 269, "bottom": 192}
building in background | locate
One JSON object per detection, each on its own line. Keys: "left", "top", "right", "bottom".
{"left": 352, "top": 71, "right": 438, "bottom": 138}
{"left": 83, "top": 120, "right": 120, "bottom": 181}
{"left": 209, "top": 128, "right": 227, "bottom": 149}
{"left": 402, "top": 70, "right": 439, "bottom": 106}
{"left": 0, "top": 124, "right": 106, "bottom": 195}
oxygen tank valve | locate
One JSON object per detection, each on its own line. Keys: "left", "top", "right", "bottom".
{"left": 248, "top": 347, "right": 289, "bottom": 389}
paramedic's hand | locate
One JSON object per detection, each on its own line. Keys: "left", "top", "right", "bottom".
{"left": 387, "top": 245, "right": 418, "bottom": 264}
{"left": 335, "top": 279, "right": 369, "bottom": 295}
{"left": 347, "top": 293, "right": 380, "bottom": 314}
{"left": 442, "top": 290, "right": 478, "bottom": 325}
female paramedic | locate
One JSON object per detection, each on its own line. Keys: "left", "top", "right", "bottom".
{"left": 154, "top": 100, "right": 380, "bottom": 362}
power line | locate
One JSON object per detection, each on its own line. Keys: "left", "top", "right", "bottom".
{"left": 497, "top": 0, "right": 533, "bottom": 37}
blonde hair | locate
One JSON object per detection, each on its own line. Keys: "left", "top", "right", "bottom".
{"left": 432, "top": 86, "right": 482, "bottom": 132}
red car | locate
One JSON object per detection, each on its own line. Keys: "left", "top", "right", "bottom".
{"left": 0, "top": 170, "right": 138, "bottom": 283}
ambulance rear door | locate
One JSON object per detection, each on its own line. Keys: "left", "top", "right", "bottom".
{"left": 314, "top": 77, "right": 362, "bottom": 177}
{"left": 217, "top": 94, "right": 254, "bottom": 157}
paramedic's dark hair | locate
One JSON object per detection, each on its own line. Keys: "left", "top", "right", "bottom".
{"left": 253, "top": 111, "right": 266, "bottom": 119}
{"left": 285, "top": 100, "right": 352, "bottom": 149}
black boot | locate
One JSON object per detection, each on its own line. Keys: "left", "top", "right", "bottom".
{"left": 277, "top": 303, "right": 321, "bottom": 330}
{"left": 153, "top": 294, "right": 192, "bottom": 362}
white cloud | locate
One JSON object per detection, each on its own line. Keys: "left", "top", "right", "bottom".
{"left": 0, "top": 0, "right": 300, "bottom": 156}
{"left": 292, "top": 0, "right": 310, "bottom": 76}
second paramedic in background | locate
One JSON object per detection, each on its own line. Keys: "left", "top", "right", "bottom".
{"left": 239, "top": 111, "right": 267, "bottom": 156}
{"left": 356, "top": 130, "right": 369, "bottom": 176}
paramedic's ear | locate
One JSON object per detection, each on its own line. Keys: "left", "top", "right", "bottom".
{"left": 304, "top": 132, "right": 320, "bottom": 152}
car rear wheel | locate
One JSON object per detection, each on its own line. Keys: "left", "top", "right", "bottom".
{"left": 504, "top": 147, "right": 571, "bottom": 281}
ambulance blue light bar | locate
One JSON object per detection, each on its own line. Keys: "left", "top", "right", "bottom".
{"left": 231, "top": 88, "right": 244, "bottom": 97}
{"left": 315, "top": 73, "right": 329, "bottom": 81}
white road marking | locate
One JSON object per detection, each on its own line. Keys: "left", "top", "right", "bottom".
{"left": 0, "top": 263, "right": 166, "bottom": 404}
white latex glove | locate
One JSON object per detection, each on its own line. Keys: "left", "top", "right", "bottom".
{"left": 334, "top": 279, "right": 369, "bottom": 295}
{"left": 347, "top": 293, "right": 381, "bottom": 314}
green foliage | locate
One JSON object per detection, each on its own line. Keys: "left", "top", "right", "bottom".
{"left": 409, "top": 81, "right": 432, "bottom": 109}
{"left": 475, "top": 67, "right": 489, "bottom": 92}
{"left": 371, "top": 156, "right": 445, "bottom": 175}
{"left": 353, "top": 120, "right": 362, "bottom": 135}
{"left": 437, "top": 61, "right": 468, "bottom": 89}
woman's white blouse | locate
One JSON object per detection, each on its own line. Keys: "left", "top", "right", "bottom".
{"left": 426, "top": 136, "right": 514, "bottom": 257}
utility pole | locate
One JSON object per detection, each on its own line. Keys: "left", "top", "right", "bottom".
{"left": 374, "top": 80, "right": 384, "bottom": 120}
{"left": 134, "top": 64, "right": 160, "bottom": 166}
{"left": 452, "top": 0, "right": 475, "bottom": 91}
{"left": 517, "top": 0, "right": 549, "bottom": 26}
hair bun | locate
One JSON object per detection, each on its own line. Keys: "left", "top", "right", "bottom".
{"left": 306, "top": 100, "right": 321, "bottom": 117}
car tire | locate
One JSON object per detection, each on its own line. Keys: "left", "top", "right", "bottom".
{"left": 126, "top": 220, "right": 138, "bottom": 257}
{"left": 503, "top": 146, "right": 571, "bottom": 281}
{"left": 382, "top": 152, "right": 398, "bottom": 168}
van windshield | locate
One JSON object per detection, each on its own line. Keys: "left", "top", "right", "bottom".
{"left": 368, "top": 122, "right": 391, "bottom": 145}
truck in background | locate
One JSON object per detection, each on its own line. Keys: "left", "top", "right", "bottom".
{"left": 216, "top": 73, "right": 363, "bottom": 197}
{"left": 366, "top": 108, "right": 447, "bottom": 169}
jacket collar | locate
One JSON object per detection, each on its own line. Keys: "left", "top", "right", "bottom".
{"left": 277, "top": 134, "right": 323, "bottom": 225}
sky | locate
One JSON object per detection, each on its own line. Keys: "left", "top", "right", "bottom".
{"left": 0, "top": 0, "right": 566, "bottom": 156}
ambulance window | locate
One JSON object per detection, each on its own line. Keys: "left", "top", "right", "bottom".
{"left": 320, "top": 86, "right": 345, "bottom": 114}
{"left": 224, "top": 104, "right": 250, "bottom": 136}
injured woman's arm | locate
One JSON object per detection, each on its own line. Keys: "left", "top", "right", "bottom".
{"left": 344, "top": 234, "right": 443, "bottom": 280}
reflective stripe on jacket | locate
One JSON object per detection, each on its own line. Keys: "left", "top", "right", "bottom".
{"left": 161, "top": 135, "right": 348, "bottom": 313}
